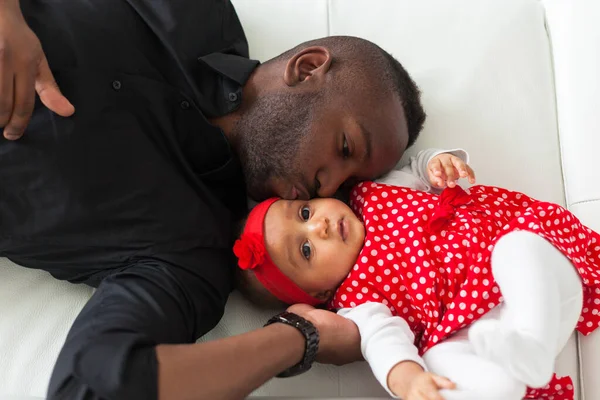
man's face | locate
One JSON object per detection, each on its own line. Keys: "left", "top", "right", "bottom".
{"left": 234, "top": 86, "right": 408, "bottom": 201}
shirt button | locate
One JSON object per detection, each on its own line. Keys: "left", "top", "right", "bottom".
{"left": 180, "top": 100, "right": 190, "bottom": 110}
{"left": 112, "top": 80, "right": 122, "bottom": 90}
{"left": 228, "top": 92, "right": 238, "bottom": 102}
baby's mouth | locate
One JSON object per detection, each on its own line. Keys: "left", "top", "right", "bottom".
{"left": 338, "top": 218, "right": 349, "bottom": 241}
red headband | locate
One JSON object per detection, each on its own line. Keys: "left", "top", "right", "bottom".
{"left": 233, "top": 197, "right": 322, "bottom": 306}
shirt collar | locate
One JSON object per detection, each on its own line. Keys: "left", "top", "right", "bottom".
{"left": 198, "top": 52, "right": 259, "bottom": 86}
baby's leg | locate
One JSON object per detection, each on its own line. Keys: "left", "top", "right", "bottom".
{"left": 423, "top": 329, "right": 526, "bottom": 400}
{"left": 469, "top": 230, "right": 583, "bottom": 388}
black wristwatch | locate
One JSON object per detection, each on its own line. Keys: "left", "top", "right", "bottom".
{"left": 265, "top": 311, "right": 320, "bottom": 378}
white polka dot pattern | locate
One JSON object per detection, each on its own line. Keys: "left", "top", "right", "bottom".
{"left": 330, "top": 182, "right": 600, "bottom": 400}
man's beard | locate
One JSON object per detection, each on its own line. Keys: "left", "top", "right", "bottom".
{"left": 232, "top": 91, "right": 318, "bottom": 200}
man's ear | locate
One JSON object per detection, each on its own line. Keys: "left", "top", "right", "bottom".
{"left": 283, "top": 46, "right": 332, "bottom": 87}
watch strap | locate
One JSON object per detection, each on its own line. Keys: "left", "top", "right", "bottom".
{"left": 265, "top": 311, "right": 320, "bottom": 377}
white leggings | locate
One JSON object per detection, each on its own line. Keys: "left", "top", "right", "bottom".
{"left": 422, "top": 231, "right": 583, "bottom": 400}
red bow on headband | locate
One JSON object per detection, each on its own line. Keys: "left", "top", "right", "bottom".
{"left": 233, "top": 233, "right": 265, "bottom": 270}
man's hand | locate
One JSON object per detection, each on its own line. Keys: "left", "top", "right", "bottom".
{"left": 287, "top": 304, "right": 363, "bottom": 365}
{"left": 428, "top": 153, "right": 476, "bottom": 189}
{"left": 0, "top": 0, "right": 74, "bottom": 140}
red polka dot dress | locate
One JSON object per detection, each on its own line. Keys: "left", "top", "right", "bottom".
{"left": 331, "top": 182, "right": 600, "bottom": 400}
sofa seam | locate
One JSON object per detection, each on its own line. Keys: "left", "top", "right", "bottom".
{"left": 541, "top": 3, "right": 571, "bottom": 212}
{"left": 542, "top": 4, "right": 585, "bottom": 400}
{"left": 570, "top": 198, "right": 600, "bottom": 207}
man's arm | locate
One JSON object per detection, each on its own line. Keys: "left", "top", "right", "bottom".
{"left": 0, "top": 0, "right": 73, "bottom": 140}
{"left": 47, "top": 254, "right": 307, "bottom": 400}
{"left": 157, "top": 324, "right": 305, "bottom": 400}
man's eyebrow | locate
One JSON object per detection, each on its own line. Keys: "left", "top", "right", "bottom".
{"left": 358, "top": 121, "right": 373, "bottom": 162}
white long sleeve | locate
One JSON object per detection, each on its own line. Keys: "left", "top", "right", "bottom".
{"left": 376, "top": 148, "right": 469, "bottom": 194}
{"left": 338, "top": 302, "right": 427, "bottom": 398}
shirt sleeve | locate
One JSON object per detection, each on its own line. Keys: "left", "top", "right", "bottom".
{"left": 47, "top": 250, "right": 232, "bottom": 400}
{"left": 376, "top": 148, "right": 469, "bottom": 194}
{"left": 338, "top": 302, "right": 427, "bottom": 398}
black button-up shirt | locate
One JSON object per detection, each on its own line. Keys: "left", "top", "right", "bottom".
{"left": 0, "top": 1, "right": 259, "bottom": 398}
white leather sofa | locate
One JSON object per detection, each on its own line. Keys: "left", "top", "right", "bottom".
{"left": 1, "top": 0, "right": 598, "bottom": 399}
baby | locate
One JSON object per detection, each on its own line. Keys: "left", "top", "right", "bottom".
{"left": 233, "top": 149, "right": 600, "bottom": 400}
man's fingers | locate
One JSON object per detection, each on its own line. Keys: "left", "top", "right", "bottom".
{"left": 432, "top": 375, "right": 456, "bottom": 390}
{"left": 4, "top": 67, "right": 35, "bottom": 140}
{"left": 0, "top": 50, "right": 15, "bottom": 132}
{"left": 35, "top": 55, "right": 74, "bottom": 117}
{"left": 287, "top": 303, "right": 316, "bottom": 316}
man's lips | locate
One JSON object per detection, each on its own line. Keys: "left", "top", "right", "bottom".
{"left": 289, "top": 184, "right": 309, "bottom": 200}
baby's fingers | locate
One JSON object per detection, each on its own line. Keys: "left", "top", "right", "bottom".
{"left": 441, "top": 157, "right": 459, "bottom": 187}
{"left": 432, "top": 375, "right": 456, "bottom": 390}
{"left": 465, "top": 164, "right": 476, "bottom": 184}
{"left": 428, "top": 158, "right": 445, "bottom": 187}
{"left": 419, "top": 382, "right": 445, "bottom": 400}
{"left": 450, "top": 156, "right": 470, "bottom": 180}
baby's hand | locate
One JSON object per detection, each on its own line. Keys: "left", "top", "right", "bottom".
{"left": 428, "top": 153, "right": 476, "bottom": 188}
{"left": 406, "top": 372, "right": 455, "bottom": 400}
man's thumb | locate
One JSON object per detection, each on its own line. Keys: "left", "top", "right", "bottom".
{"left": 35, "top": 56, "right": 75, "bottom": 117}
{"left": 287, "top": 303, "right": 316, "bottom": 315}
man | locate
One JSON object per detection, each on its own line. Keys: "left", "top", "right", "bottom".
{"left": 0, "top": 0, "right": 426, "bottom": 399}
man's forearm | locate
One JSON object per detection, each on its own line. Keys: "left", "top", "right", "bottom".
{"left": 157, "top": 323, "right": 305, "bottom": 400}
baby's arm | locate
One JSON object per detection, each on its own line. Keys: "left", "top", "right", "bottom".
{"left": 338, "top": 302, "right": 454, "bottom": 399}
{"left": 377, "top": 148, "right": 470, "bottom": 193}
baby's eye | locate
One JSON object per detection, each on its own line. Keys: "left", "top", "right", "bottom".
{"left": 300, "top": 205, "right": 310, "bottom": 221}
{"left": 301, "top": 241, "right": 312, "bottom": 260}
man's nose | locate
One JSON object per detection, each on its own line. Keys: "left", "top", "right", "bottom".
{"left": 308, "top": 217, "right": 329, "bottom": 239}
{"left": 317, "top": 170, "right": 348, "bottom": 198}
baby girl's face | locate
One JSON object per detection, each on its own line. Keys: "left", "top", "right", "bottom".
{"left": 264, "top": 198, "right": 365, "bottom": 299}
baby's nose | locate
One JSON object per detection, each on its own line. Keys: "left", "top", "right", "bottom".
{"left": 312, "top": 217, "right": 329, "bottom": 239}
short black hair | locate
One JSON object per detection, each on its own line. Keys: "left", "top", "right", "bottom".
{"left": 378, "top": 47, "right": 426, "bottom": 148}
{"left": 269, "top": 36, "right": 426, "bottom": 149}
